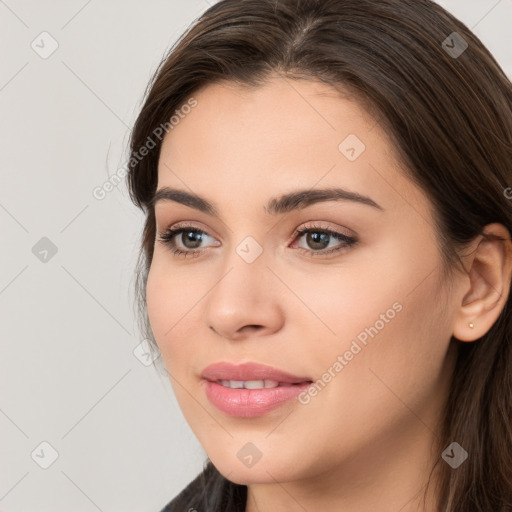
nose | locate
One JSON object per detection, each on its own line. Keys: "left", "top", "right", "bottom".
{"left": 204, "top": 245, "right": 285, "bottom": 341}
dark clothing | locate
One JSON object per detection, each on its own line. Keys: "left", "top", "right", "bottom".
{"left": 159, "top": 462, "right": 247, "bottom": 512}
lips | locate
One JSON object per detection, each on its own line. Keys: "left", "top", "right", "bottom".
{"left": 200, "top": 361, "right": 313, "bottom": 385}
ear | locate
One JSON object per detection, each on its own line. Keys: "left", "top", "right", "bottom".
{"left": 452, "top": 223, "right": 512, "bottom": 342}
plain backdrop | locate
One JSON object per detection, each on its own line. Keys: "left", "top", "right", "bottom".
{"left": 1, "top": 1, "right": 511, "bottom": 511}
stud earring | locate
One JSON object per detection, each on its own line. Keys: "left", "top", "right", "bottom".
{"left": 469, "top": 322, "right": 474, "bottom": 328}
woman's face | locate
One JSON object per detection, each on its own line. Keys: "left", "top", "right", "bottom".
{"left": 146, "top": 77, "right": 459, "bottom": 493}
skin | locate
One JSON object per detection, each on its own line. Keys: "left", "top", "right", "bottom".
{"left": 145, "top": 76, "right": 512, "bottom": 512}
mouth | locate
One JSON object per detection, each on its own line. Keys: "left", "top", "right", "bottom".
{"left": 211, "top": 379, "right": 312, "bottom": 389}
{"left": 200, "top": 361, "right": 314, "bottom": 417}
{"left": 202, "top": 379, "right": 313, "bottom": 417}
{"left": 200, "top": 361, "right": 313, "bottom": 385}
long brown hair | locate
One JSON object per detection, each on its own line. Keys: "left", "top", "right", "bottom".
{"left": 126, "top": 1, "right": 512, "bottom": 510}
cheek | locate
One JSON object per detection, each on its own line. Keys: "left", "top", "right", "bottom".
{"left": 145, "top": 263, "right": 167, "bottom": 343}
{"left": 292, "top": 283, "right": 452, "bottom": 470}
{"left": 300, "top": 238, "right": 451, "bottom": 414}
{"left": 329, "top": 273, "right": 451, "bottom": 418}
{"left": 291, "top": 246, "right": 417, "bottom": 357}
{"left": 145, "top": 260, "right": 189, "bottom": 351}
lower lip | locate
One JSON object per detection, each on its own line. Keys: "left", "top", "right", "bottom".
{"left": 203, "top": 380, "right": 312, "bottom": 417}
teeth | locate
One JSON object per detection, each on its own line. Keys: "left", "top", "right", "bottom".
{"left": 218, "top": 379, "right": 280, "bottom": 389}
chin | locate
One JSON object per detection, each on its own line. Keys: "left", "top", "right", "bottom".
{"left": 211, "top": 454, "right": 298, "bottom": 485}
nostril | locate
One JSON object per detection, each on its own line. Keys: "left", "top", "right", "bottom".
{"left": 241, "top": 325, "right": 263, "bottom": 333}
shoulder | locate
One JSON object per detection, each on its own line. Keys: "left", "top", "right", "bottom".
{"left": 158, "top": 462, "right": 247, "bottom": 512}
{"left": 158, "top": 471, "right": 202, "bottom": 512}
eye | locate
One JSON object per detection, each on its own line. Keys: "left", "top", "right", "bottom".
{"left": 157, "top": 224, "right": 219, "bottom": 258}
{"left": 157, "top": 222, "right": 357, "bottom": 258}
{"left": 291, "top": 223, "right": 357, "bottom": 257}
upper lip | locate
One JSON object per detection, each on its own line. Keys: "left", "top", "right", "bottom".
{"left": 201, "top": 362, "right": 313, "bottom": 384}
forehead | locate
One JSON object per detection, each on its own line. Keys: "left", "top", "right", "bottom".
{"left": 155, "top": 77, "right": 430, "bottom": 218}
{"left": 162, "top": 77, "right": 377, "bottom": 152}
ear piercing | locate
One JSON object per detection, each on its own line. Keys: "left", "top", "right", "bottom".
{"left": 468, "top": 322, "right": 474, "bottom": 328}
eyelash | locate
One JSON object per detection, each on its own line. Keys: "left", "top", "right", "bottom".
{"left": 157, "top": 223, "right": 357, "bottom": 259}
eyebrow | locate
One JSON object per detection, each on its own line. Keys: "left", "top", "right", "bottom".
{"left": 150, "top": 186, "right": 383, "bottom": 216}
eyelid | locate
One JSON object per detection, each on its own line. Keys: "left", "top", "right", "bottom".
{"left": 290, "top": 221, "right": 355, "bottom": 241}
{"left": 160, "top": 220, "right": 354, "bottom": 241}
{"left": 158, "top": 220, "right": 219, "bottom": 239}
{"left": 157, "top": 219, "right": 358, "bottom": 259}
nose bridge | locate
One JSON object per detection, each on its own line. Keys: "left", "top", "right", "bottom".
{"left": 211, "top": 233, "right": 270, "bottom": 306}
{"left": 203, "top": 233, "right": 283, "bottom": 338}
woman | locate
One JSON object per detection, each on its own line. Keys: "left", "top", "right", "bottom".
{"left": 126, "top": 0, "right": 512, "bottom": 510}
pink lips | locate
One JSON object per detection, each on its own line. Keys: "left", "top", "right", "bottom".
{"left": 200, "top": 361, "right": 312, "bottom": 384}
{"left": 200, "top": 362, "right": 313, "bottom": 417}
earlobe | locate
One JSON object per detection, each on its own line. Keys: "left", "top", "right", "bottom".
{"left": 452, "top": 223, "right": 512, "bottom": 343}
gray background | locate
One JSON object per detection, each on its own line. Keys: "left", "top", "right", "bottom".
{"left": 1, "top": 1, "right": 511, "bottom": 511}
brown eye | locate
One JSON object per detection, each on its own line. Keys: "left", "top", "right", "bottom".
{"left": 157, "top": 226, "right": 219, "bottom": 257}
{"left": 292, "top": 225, "right": 357, "bottom": 256}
